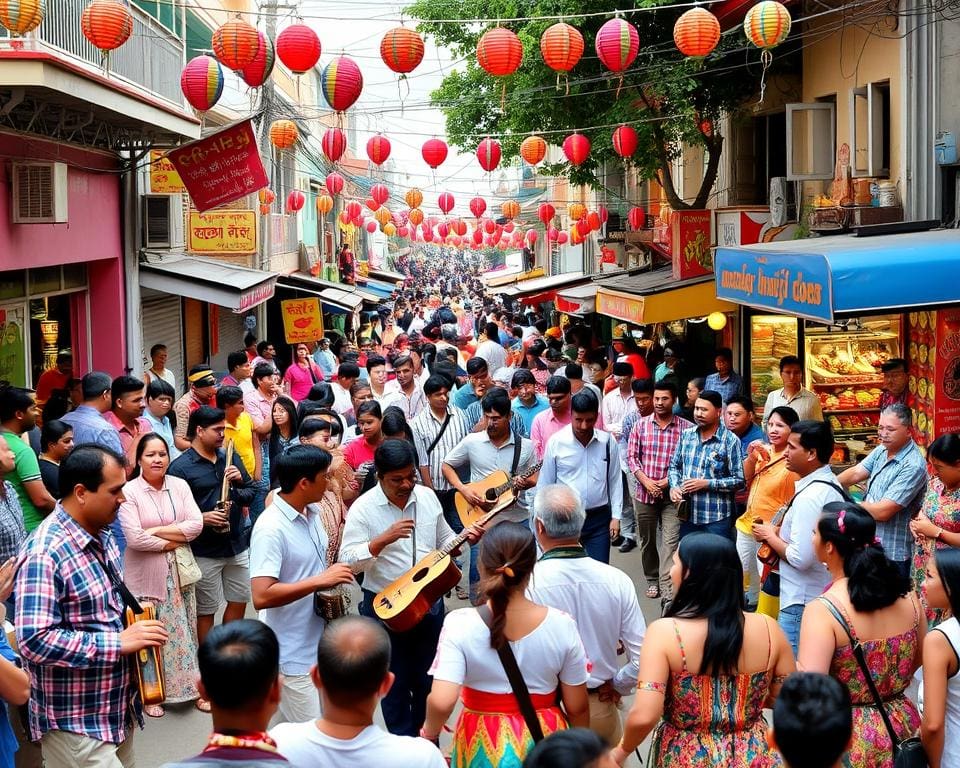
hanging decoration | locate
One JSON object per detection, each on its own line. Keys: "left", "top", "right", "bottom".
{"left": 598, "top": 206, "right": 609, "bottom": 224}
{"left": 384, "top": 222, "right": 397, "bottom": 236}
{"left": 595, "top": 17, "right": 639, "bottom": 94}
{"left": 321, "top": 128, "right": 347, "bottom": 163}
{"left": 258, "top": 189, "right": 275, "bottom": 206}
{"left": 587, "top": 211, "right": 601, "bottom": 231}
{"left": 345, "top": 200, "right": 362, "bottom": 219}
{"left": 526, "top": 230, "right": 538, "bottom": 244}
{"left": 211, "top": 17, "right": 259, "bottom": 71}
{"left": 438, "top": 192, "right": 455, "bottom": 214}
{"left": 476, "top": 26, "right": 523, "bottom": 77}
{"left": 452, "top": 219, "right": 468, "bottom": 237}
{"left": 241, "top": 31, "right": 275, "bottom": 88}
{"left": 316, "top": 194, "right": 334, "bottom": 215}
{"left": 371, "top": 184, "right": 390, "bottom": 207}
{"left": 0, "top": 0, "right": 43, "bottom": 35}
{"left": 744, "top": 1, "right": 792, "bottom": 102}
{"left": 276, "top": 23, "right": 321, "bottom": 75}
{"left": 476, "top": 138, "right": 502, "bottom": 173}
{"left": 562, "top": 133, "right": 591, "bottom": 166}
{"left": 366, "top": 135, "right": 391, "bottom": 166}
{"left": 375, "top": 207, "right": 392, "bottom": 226}
{"left": 540, "top": 22, "right": 583, "bottom": 92}
{"left": 469, "top": 197, "right": 487, "bottom": 219}
{"left": 501, "top": 201, "right": 520, "bottom": 220}
{"left": 269, "top": 120, "right": 298, "bottom": 151}
{"left": 628, "top": 206, "right": 646, "bottom": 230}
{"left": 674, "top": 7, "right": 721, "bottom": 59}
{"left": 287, "top": 190, "right": 305, "bottom": 213}
{"left": 259, "top": 204, "right": 270, "bottom": 216}
{"left": 612, "top": 124, "right": 638, "bottom": 158}
{"left": 422, "top": 138, "right": 448, "bottom": 169}
{"left": 520, "top": 135, "right": 547, "bottom": 166}
{"left": 707, "top": 311, "right": 728, "bottom": 330}
{"left": 380, "top": 26, "right": 425, "bottom": 74}
{"left": 568, "top": 202, "right": 586, "bottom": 221}
{"left": 180, "top": 55, "right": 224, "bottom": 113}
{"left": 557, "top": 231, "right": 569, "bottom": 245}
{"left": 365, "top": 220, "right": 378, "bottom": 234}
{"left": 325, "top": 172, "right": 344, "bottom": 196}
{"left": 405, "top": 188, "right": 423, "bottom": 209}
{"left": 408, "top": 208, "right": 424, "bottom": 225}
{"left": 80, "top": 0, "right": 133, "bottom": 60}
{"left": 537, "top": 203, "right": 556, "bottom": 225}
{"left": 321, "top": 56, "right": 364, "bottom": 113}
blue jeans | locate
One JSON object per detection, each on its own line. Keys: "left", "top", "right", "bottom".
{"left": 778, "top": 603, "right": 805, "bottom": 656}
{"left": 436, "top": 488, "right": 480, "bottom": 598}
{"left": 581, "top": 506, "right": 612, "bottom": 564}
{"left": 679, "top": 517, "right": 734, "bottom": 541}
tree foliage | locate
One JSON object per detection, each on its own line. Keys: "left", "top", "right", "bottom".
{"left": 406, "top": 0, "right": 764, "bottom": 209}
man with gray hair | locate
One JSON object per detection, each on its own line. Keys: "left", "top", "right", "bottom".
{"left": 526, "top": 484, "right": 645, "bottom": 744}
{"left": 837, "top": 403, "right": 927, "bottom": 579}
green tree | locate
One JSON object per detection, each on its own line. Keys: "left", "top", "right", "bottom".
{"left": 406, "top": 0, "right": 762, "bottom": 209}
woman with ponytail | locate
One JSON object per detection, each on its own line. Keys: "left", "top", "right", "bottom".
{"left": 798, "top": 502, "right": 924, "bottom": 768}
{"left": 423, "top": 522, "right": 590, "bottom": 767}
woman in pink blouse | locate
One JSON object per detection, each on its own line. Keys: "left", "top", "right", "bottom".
{"left": 282, "top": 343, "right": 325, "bottom": 402}
{"left": 119, "top": 433, "right": 204, "bottom": 717}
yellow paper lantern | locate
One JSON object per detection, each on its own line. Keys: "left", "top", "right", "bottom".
{"left": 374, "top": 207, "right": 392, "bottom": 226}
{"left": 383, "top": 222, "right": 397, "bottom": 236}
{"left": 707, "top": 312, "right": 727, "bottom": 330}
{"left": 568, "top": 202, "right": 586, "bottom": 221}
{"left": 316, "top": 194, "right": 334, "bottom": 215}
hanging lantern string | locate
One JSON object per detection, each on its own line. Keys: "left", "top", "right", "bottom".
{"left": 758, "top": 48, "right": 773, "bottom": 104}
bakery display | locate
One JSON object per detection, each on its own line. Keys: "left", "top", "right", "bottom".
{"left": 750, "top": 316, "right": 797, "bottom": 404}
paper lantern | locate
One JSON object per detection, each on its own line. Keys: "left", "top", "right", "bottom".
{"left": 0, "top": 0, "right": 43, "bottom": 35}
{"left": 269, "top": 119, "right": 298, "bottom": 151}
{"left": 483, "top": 218, "right": 497, "bottom": 235}
{"left": 408, "top": 208, "right": 424, "bottom": 225}
{"left": 452, "top": 218, "right": 468, "bottom": 236}
{"left": 612, "top": 124, "right": 638, "bottom": 158}
{"left": 381, "top": 26, "right": 424, "bottom": 74}
{"left": 557, "top": 231, "right": 569, "bottom": 245}
{"left": 322, "top": 128, "right": 347, "bottom": 163}
{"left": 345, "top": 200, "right": 362, "bottom": 219}
{"left": 568, "top": 202, "right": 586, "bottom": 221}
{"left": 595, "top": 18, "right": 639, "bottom": 73}
{"left": 598, "top": 205, "right": 609, "bottom": 224}
{"left": 520, "top": 135, "right": 547, "bottom": 166}
{"left": 537, "top": 203, "right": 556, "bottom": 225}
{"left": 526, "top": 230, "right": 538, "bottom": 244}
{"left": 548, "top": 227, "right": 559, "bottom": 242}
{"left": 375, "top": 207, "right": 392, "bottom": 226}
{"left": 212, "top": 17, "right": 259, "bottom": 71}
{"left": 276, "top": 23, "right": 321, "bottom": 74}
{"left": 587, "top": 211, "right": 602, "bottom": 231}
{"left": 81, "top": 0, "right": 133, "bottom": 54}
{"left": 438, "top": 192, "right": 455, "bottom": 214}
{"left": 628, "top": 206, "right": 646, "bottom": 230}
{"left": 287, "top": 190, "right": 305, "bottom": 213}
{"left": 365, "top": 220, "right": 378, "bottom": 234}
{"left": 422, "top": 138, "right": 448, "bottom": 168}
{"left": 562, "top": 133, "right": 590, "bottom": 166}
{"left": 259, "top": 204, "right": 270, "bottom": 215}
{"left": 437, "top": 222, "right": 449, "bottom": 238}
{"left": 469, "top": 197, "right": 487, "bottom": 218}
{"left": 674, "top": 7, "right": 721, "bottom": 58}
{"left": 367, "top": 135, "right": 391, "bottom": 166}
{"left": 371, "top": 184, "right": 390, "bottom": 206}
{"left": 397, "top": 225, "right": 410, "bottom": 238}
{"left": 405, "top": 188, "right": 423, "bottom": 209}
{"left": 476, "top": 138, "right": 501, "bottom": 172}
{"left": 365, "top": 198, "right": 380, "bottom": 212}
{"left": 180, "top": 55, "right": 224, "bottom": 112}
{"left": 316, "top": 194, "right": 334, "bottom": 215}
{"left": 383, "top": 222, "right": 397, "bottom": 236}
{"left": 325, "top": 172, "right": 344, "bottom": 196}
{"left": 258, "top": 189, "right": 275, "bottom": 205}
{"left": 501, "top": 200, "right": 520, "bottom": 220}
{"left": 744, "top": 1, "right": 792, "bottom": 49}
{"left": 476, "top": 27, "right": 523, "bottom": 77}
{"left": 321, "top": 56, "right": 363, "bottom": 112}
{"left": 422, "top": 228, "right": 434, "bottom": 242}
{"left": 540, "top": 22, "right": 583, "bottom": 73}
{"left": 707, "top": 311, "right": 728, "bottom": 330}
{"left": 241, "top": 31, "right": 275, "bottom": 88}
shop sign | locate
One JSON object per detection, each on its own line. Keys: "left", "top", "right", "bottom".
{"left": 671, "top": 210, "right": 713, "bottom": 280}
{"left": 356, "top": 260, "right": 369, "bottom": 284}
{"left": 188, "top": 210, "right": 257, "bottom": 254}
{"left": 167, "top": 119, "right": 268, "bottom": 213}
{"left": 281, "top": 298, "right": 324, "bottom": 344}
{"left": 714, "top": 207, "right": 769, "bottom": 247}
{"left": 235, "top": 280, "right": 276, "bottom": 314}
{"left": 149, "top": 151, "right": 185, "bottom": 193}
{"left": 597, "top": 289, "right": 644, "bottom": 325}
{"left": 715, "top": 249, "right": 833, "bottom": 323}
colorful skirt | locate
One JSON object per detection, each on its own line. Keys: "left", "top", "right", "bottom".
{"left": 451, "top": 688, "right": 567, "bottom": 768}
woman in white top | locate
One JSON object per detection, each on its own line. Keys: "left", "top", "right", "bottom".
{"left": 921, "top": 547, "right": 960, "bottom": 768}
{"left": 422, "top": 522, "right": 590, "bottom": 768}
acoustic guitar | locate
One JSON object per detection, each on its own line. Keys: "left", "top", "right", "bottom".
{"left": 455, "top": 462, "right": 543, "bottom": 528}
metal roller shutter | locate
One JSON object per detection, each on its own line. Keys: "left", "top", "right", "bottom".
{"left": 141, "top": 292, "right": 184, "bottom": 396}
{"left": 213, "top": 308, "right": 247, "bottom": 374}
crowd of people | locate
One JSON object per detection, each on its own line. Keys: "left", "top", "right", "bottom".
{"left": 0, "top": 248, "right": 955, "bottom": 768}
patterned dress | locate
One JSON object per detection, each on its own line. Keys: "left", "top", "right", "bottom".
{"left": 817, "top": 596, "right": 921, "bottom": 768}
{"left": 913, "top": 477, "right": 960, "bottom": 625}
{"left": 641, "top": 618, "right": 782, "bottom": 767}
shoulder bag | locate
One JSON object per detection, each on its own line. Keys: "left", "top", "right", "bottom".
{"left": 820, "top": 598, "right": 927, "bottom": 768}
{"left": 165, "top": 489, "right": 202, "bottom": 588}
{"left": 758, "top": 481, "right": 854, "bottom": 568}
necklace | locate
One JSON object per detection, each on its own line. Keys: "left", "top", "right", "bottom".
{"left": 204, "top": 731, "right": 278, "bottom": 754}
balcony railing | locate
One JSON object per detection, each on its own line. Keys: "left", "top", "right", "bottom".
{"left": 0, "top": 0, "right": 184, "bottom": 106}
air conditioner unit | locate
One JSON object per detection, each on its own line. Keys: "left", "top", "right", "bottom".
{"left": 11, "top": 162, "right": 68, "bottom": 223}
{"left": 142, "top": 194, "right": 184, "bottom": 249}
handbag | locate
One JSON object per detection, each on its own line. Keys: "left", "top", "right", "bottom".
{"left": 820, "top": 598, "right": 927, "bottom": 768}
{"left": 165, "top": 489, "right": 202, "bottom": 588}
{"left": 313, "top": 587, "right": 350, "bottom": 620}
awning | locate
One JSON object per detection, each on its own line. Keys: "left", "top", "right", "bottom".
{"left": 283, "top": 272, "right": 383, "bottom": 306}
{"left": 140, "top": 255, "right": 276, "bottom": 313}
{"left": 714, "top": 228, "right": 960, "bottom": 323}
{"left": 361, "top": 279, "right": 396, "bottom": 298}
{"left": 555, "top": 283, "right": 597, "bottom": 315}
{"left": 498, "top": 272, "right": 588, "bottom": 304}
{"left": 484, "top": 266, "right": 545, "bottom": 288}
{"left": 276, "top": 273, "right": 365, "bottom": 313}
{"left": 369, "top": 268, "right": 406, "bottom": 285}
{"left": 594, "top": 267, "right": 737, "bottom": 325}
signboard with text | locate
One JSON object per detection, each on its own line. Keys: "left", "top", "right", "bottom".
{"left": 149, "top": 150, "right": 185, "bottom": 193}
{"left": 596, "top": 289, "right": 644, "bottom": 325}
{"left": 188, "top": 210, "right": 257, "bottom": 253}
{"left": 166, "top": 120, "right": 268, "bottom": 213}
{"left": 281, "top": 298, "right": 324, "bottom": 344}
{"left": 671, "top": 210, "right": 713, "bottom": 280}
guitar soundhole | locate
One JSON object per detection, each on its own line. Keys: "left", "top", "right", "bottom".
{"left": 485, "top": 488, "right": 498, "bottom": 502}
{"left": 411, "top": 567, "right": 429, "bottom": 583}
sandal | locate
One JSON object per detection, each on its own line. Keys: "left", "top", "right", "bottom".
{"left": 144, "top": 704, "right": 164, "bottom": 718}
{"left": 195, "top": 698, "right": 212, "bottom": 713}
{"left": 645, "top": 585, "right": 661, "bottom": 599}
{"left": 455, "top": 586, "right": 469, "bottom": 600}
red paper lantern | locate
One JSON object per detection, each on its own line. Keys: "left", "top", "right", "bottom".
{"left": 452, "top": 219, "right": 468, "bottom": 236}
{"left": 526, "top": 230, "right": 538, "bottom": 244}
{"left": 483, "top": 218, "right": 497, "bottom": 235}
{"left": 437, "top": 222, "right": 449, "bottom": 238}
{"left": 371, "top": 183, "right": 390, "bottom": 206}
{"left": 398, "top": 225, "right": 410, "bottom": 238}
{"left": 81, "top": 0, "right": 133, "bottom": 54}
{"left": 587, "top": 211, "right": 601, "bottom": 231}
{"left": 367, "top": 135, "right": 391, "bottom": 166}
{"left": 598, "top": 205, "right": 609, "bottom": 224}
{"left": 180, "top": 55, "right": 224, "bottom": 112}
{"left": 438, "top": 192, "right": 455, "bottom": 214}
{"left": 612, "top": 124, "right": 638, "bottom": 158}
{"left": 345, "top": 200, "right": 362, "bottom": 219}
{"left": 501, "top": 200, "right": 520, "bottom": 220}
{"left": 422, "top": 138, "right": 448, "bottom": 168}
{"left": 520, "top": 135, "right": 547, "bottom": 166}
{"left": 562, "top": 133, "right": 591, "bottom": 166}
{"left": 322, "top": 128, "right": 347, "bottom": 163}
{"left": 365, "top": 220, "right": 378, "bottom": 234}
{"left": 212, "top": 17, "right": 260, "bottom": 71}
{"left": 259, "top": 204, "right": 271, "bottom": 215}
{"left": 540, "top": 22, "right": 584, "bottom": 72}
{"left": 469, "top": 198, "right": 487, "bottom": 218}
{"left": 405, "top": 188, "right": 423, "bottom": 209}
{"left": 423, "top": 229, "right": 434, "bottom": 242}
{"left": 674, "top": 7, "right": 721, "bottom": 58}
{"left": 241, "top": 31, "right": 275, "bottom": 88}
{"left": 366, "top": 198, "right": 380, "bottom": 212}
{"left": 476, "top": 27, "right": 523, "bottom": 77}
{"left": 321, "top": 56, "right": 363, "bottom": 112}
{"left": 269, "top": 119, "right": 298, "bottom": 151}
{"left": 537, "top": 203, "right": 556, "bottom": 225}
{"left": 325, "top": 172, "right": 344, "bottom": 196}
{"left": 476, "top": 138, "right": 502, "bottom": 172}
{"left": 595, "top": 18, "right": 639, "bottom": 73}
{"left": 339, "top": 212, "right": 351, "bottom": 226}
{"left": 287, "top": 190, "right": 305, "bottom": 213}
{"left": 557, "top": 231, "right": 569, "bottom": 245}
{"left": 628, "top": 206, "right": 646, "bottom": 230}
{"left": 276, "top": 23, "right": 321, "bottom": 75}
{"left": 316, "top": 194, "right": 334, "bottom": 215}
{"left": 380, "top": 26, "right": 425, "bottom": 74}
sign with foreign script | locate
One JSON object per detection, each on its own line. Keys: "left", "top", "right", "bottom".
{"left": 714, "top": 248, "right": 834, "bottom": 323}
{"left": 597, "top": 289, "right": 645, "bottom": 325}
{"left": 149, "top": 150, "right": 185, "bottom": 193}
{"left": 671, "top": 210, "right": 713, "bottom": 280}
{"left": 188, "top": 210, "right": 257, "bottom": 253}
{"left": 281, "top": 298, "right": 324, "bottom": 344}
{"left": 167, "top": 120, "right": 268, "bottom": 212}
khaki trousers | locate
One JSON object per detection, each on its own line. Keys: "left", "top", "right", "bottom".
{"left": 587, "top": 692, "right": 623, "bottom": 744}
{"left": 41, "top": 726, "right": 135, "bottom": 768}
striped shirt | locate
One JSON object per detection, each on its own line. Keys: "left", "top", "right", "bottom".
{"left": 411, "top": 407, "right": 470, "bottom": 490}
{"left": 667, "top": 423, "right": 744, "bottom": 524}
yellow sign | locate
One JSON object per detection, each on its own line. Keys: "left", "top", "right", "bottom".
{"left": 188, "top": 210, "right": 257, "bottom": 254}
{"left": 149, "top": 150, "right": 185, "bottom": 193}
{"left": 281, "top": 298, "right": 324, "bottom": 344}
{"left": 357, "top": 261, "right": 369, "bottom": 279}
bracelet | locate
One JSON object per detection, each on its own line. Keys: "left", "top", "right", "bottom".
{"left": 419, "top": 727, "right": 440, "bottom": 744}
{"left": 937, "top": 527, "right": 944, "bottom": 541}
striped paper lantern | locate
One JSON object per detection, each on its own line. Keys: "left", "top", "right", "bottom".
{"left": 380, "top": 26, "right": 425, "bottom": 74}
{"left": 476, "top": 27, "right": 523, "bottom": 77}
{"left": 321, "top": 128, "right": 347, "bottom": 163}
{"left": 674, "top": 7, "right": 721, "bottom": 58}
{"left": 366, "top": 134, "right": 391, "bottom": 166}
{"left": 212, "top": 17, "right": 260, "bottom": 71}
{"left": 540, "top": 21, "right": 583, "bottom": 72}
{"left": 0, "top": 0, "right": 44, "bottom": 35}
{"left": 321, "top": 56, "right": 363, "bottom": 112}
{"left": 743, "top": 1, "right": 792, "bottom": 49}
{"left": 520, "top": 135, "right": 547, "bottom": 166}
{"left": 180, "top": 55, "right": 224, "bottom": 112}
{"left": 595, "top": 18, "right": 639, "bottom": 73}
{"left": 80, "top": 0, "right": 133, "bottom": 53}
{"left": 476, "top": 137, "right": 502, "bottom": 172}
{"left": 241, "top": 30, "right": 275, "bottom": 88}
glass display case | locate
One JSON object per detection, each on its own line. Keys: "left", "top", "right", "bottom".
{"left": 749, "top": 315, "right": 799, "bottom": 405}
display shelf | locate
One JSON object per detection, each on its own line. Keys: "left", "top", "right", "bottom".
{"left": 823, "top": 408, "right": 881, "bottom": 414}
{"left": 811, "top": 379, "right": 884, "bottom": 388}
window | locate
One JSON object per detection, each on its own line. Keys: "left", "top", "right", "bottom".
{"left": 786, "top": 102, "right": 836, "bottom": 181}
{"left": 850, "top": 82, "right": 890, "bottom": 177}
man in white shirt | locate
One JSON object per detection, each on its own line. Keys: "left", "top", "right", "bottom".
{"left": 761, "top": 356, "right": 823, "bottom": 431}
{"left": 380, "top": 355, "right": 426, "bottom": 420}
{"left": 365, "top": 355, "right": 389, "bottom": 401}
{"left": 600, "top": 362, "right": 637, "bottom": 442}
{"left": 270, "top": 616, "right": 446, "bottom": 768}
{"left": 473, "top": 321, "right": 507, "bottom": 373}
{"left": 538, "top": 391, "right": 624, "bottom": 564}
{"left": 331, "top": 362, "right": 360, "bottom": 416}
{"left": 250, "top": 445, "right": 355, "bottom": 724}
{"left": 527, "top": 484, "right": 644, "bottom": 744}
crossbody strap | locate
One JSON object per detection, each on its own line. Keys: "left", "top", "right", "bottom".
{"left": 510, "top": 433, "right": 523, "bottom": 477}
{"left": 426, "top": 413, "right": 452, "bottom": 456}
{"left": 476, "top": 604, "right": 545, "bottom": 743}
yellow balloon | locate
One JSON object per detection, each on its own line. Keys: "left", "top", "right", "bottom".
{"left": 707, "top": 311, "right": 727, "bottom": 330}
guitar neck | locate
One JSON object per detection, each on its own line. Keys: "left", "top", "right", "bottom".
{"left": 444, "top": 503, "right": 504, "bottom": 554}
{"left": 489, "top": 461, "right": 544, "bottom": 498}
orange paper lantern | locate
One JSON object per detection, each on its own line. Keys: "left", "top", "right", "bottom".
{"left": 0, "top": 0, "right": 43, "bottom": 35}
{"left": 258, "top": 189, "right": 275, "bottom": 205}
{"left": 375, "top": 207, "right": 392, "bottom": 226}
{"left": 408, "top": 208, "right": 424, "bottom": 226}
{"left": 380, "top": 26, "right": 425, "bottom": 74}
{"left": 405, "top": 188, "right": 423, "bottom": 209}
{"left": 520, "top": 135, "right": 547, "bottom": 166}
{"left": 476, "top": 27, "right": 523, "bottom": 77}
{"left": 674, "top": 7, "right": 721, "bottom": 58}
{"left": 212, "top": 17, "right": 260, "bottom": 71}
{"left": 81, "top": 0, "right": 133, "bottom": 53}
{"left": 568, "top": 202, "right": 586, "bottom": 221}
{"left": 316, "top": 194, "right": 334, "bottom": 215}
{"left": 501, "top": 200, "right": 520, "bottom": 220}
{"left": 540, "top": 22, "right": 583, "bottom": 72}
{"left": 269, "top": 119, "right": 298, "bottom": 151}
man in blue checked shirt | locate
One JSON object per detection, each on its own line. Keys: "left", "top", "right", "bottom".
{"left": 704, "top": 348, "right": 744, "bottom": 405}
{"left": 668, "top": 389, "right": 744, "bottom": 540}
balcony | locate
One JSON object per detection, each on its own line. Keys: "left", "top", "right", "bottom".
{"left": 0, "top": 0, "right": 184, "bottom": 106}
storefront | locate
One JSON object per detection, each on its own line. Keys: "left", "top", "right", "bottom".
{"left": 273, "top": 273, "right": 372, "bottom": 346}
{"left": 495, "top": 272, "right": 589, "bottom": 316}
{"left": 715, "top": 228, "right": 960, "bottom": 446}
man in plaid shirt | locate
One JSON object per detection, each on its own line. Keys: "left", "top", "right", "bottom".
{"left": 15, "top": 445, "right": 168, "bottom": 768}
{"left": 668, "top": 390, "right": 744, "bottom": 540}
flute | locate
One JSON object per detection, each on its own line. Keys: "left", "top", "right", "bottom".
{"left": 214, "top": 440, "right": 235, "bottom": 534}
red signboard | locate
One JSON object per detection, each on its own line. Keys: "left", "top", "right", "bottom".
{"left": 671, "top": 209, "right": 713, "bottom": 280}
{"left": 166, "top": 120, "right": 268, "bottom": 213}
{"left": 907, "top": 309, "right": 960, "bottom": 447}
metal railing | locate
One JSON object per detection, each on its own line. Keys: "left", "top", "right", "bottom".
{"left": 1, "top": 0, "right": 184, "bottom": 105}
{"left": 269, "top": 214, "right": 300, "bottom": 255}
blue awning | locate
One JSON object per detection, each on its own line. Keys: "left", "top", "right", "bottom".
{"left": 358, "top": 279, "right": 394, "bottom": 298}
{"left": 714, "top": 228, "right": 960, "bottom": 323}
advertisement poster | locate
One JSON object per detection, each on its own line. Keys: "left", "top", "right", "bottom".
{"left": 936, "top": 309, "right": 960, "bottom": 438}
{"left": 671, "top": 210, "right": 713, "bottom": 280}
{"left": 188, "top": 210, "right": 257, "bottom": 253}
{"left": 149, "top": 150, "right": 185, "bottom": 194}
{"left": 0, "top": 306, "right": 26, "bottom": 387}
{"left": 281, "top": 298, "right": 324, "bottom": 344}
